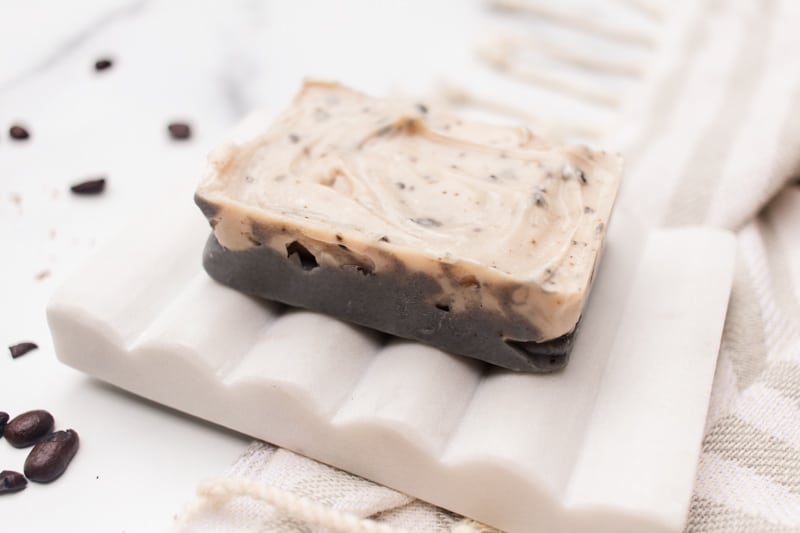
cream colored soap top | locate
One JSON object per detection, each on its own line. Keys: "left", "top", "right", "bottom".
{"left": 197, "top": 81, "right": 622, "bottom": 339}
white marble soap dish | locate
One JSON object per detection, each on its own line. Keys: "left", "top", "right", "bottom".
{"left": 47, "top": 185, "right": 735, "bottom": 532}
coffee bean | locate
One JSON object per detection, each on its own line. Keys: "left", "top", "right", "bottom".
{"left": 94, "top": 58, "right": 113, "bottom": 71}
{"left": 4, "top": 410, "right": 54, "bottom": 448}
{"left": 9, "top": 125, "right": 30, "bottom": 140}
{"left": 0, "top": 470, "right": 27, "bottom": 494}
{"left": 70, "top": 178, "right": 106, "bottom": 195}
{"left": 8, "top": 341, "right": 38, "bottom": 358}
{"left": 0, "top": 412, "right": 8, "bottom": 438}
{"left": 24, "top": 429, "right": 80, "bottom": 483}
{"left": 167, "top": 122, "right": 192, "bottom": 140}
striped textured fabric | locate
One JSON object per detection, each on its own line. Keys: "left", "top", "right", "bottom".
{"left": 620, "top": 3, "right": 800, "bottom": 528}
{"left": 176, "top": 1, "right": 800, "bottom": 531}
{"left": 685, "top": 190, "right": 800, "bottom": 532}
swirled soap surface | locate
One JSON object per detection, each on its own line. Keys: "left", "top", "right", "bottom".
{"left": 197, "top": 81, "right": 622, "bottom": 343}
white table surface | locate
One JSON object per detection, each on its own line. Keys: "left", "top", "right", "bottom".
{"left": 0, "top": 1, "right": 656, "bottom": 530}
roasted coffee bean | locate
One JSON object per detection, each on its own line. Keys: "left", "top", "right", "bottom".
{"left": 8, "top": 341, "right": 38, "bottom": 358}
{"left": 70, "top": 178, "right": 106, "bottom": 195}
{"left": 0, "top": 412, "right": 8, "bottom": 438}
{"left": 4, "top": 410, "right": 54, "bottom": 448}
{"left": 9, "top": 125, "right": 29, "bottom": 140}
{"left": 0, "top": 470, "right": 27, "bottom": 494}
{"left": 24, "top": 429, "right": 79, "bottom": 483}
{"left": 94, "top": 58, "right": 113, "bottom": 71}
{"left": 167, "top": 122, "right": 192, "bottom": 140}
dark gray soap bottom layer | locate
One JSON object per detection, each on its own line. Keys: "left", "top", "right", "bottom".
{"left": 202, "top": 234, "right": 575, "bottom": 372}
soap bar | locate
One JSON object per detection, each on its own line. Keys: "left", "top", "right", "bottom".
{"left": 195, "top": 81, "right": 622, "bottom": 371}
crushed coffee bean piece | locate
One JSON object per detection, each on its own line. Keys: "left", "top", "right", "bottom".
{"left": 9, "top": 342, "right": 38, "bottom": 359}
{"left": 0, "top": 470, "right": 27, "bottom": 494}
{"left": 0, "top": 412, "right": 8, "bottom": 438}
{"left": 9, "top": 125, "right": 29, "bottom": 140}
{"left": 24, "top": 429, "right": 80, "bottom": 483}
{"left": 4, "top": 410, "right": 54, "bottom": 448}
{"left": 70, "top": 178, "right": 106, "bottom": 195}
{"left": 94, "top": 58, "right": 113, "bottom": 71}
{"left": 167, "top": 122, "right": 192, "bottom": 140}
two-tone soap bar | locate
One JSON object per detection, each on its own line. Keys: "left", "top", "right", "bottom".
{"left": 195, "top": 81, "right": 622, "bottom": 372}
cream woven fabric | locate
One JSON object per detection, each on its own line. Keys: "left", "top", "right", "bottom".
{"left": 175, "top": 1, "right": 800, "bottom": 531}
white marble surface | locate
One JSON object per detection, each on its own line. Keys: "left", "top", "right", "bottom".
{"left": 0, "top": 1, "right": 663, "bottom": 530}
{"left": 1, "top": 2, "right": 257, "bottom": 530}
